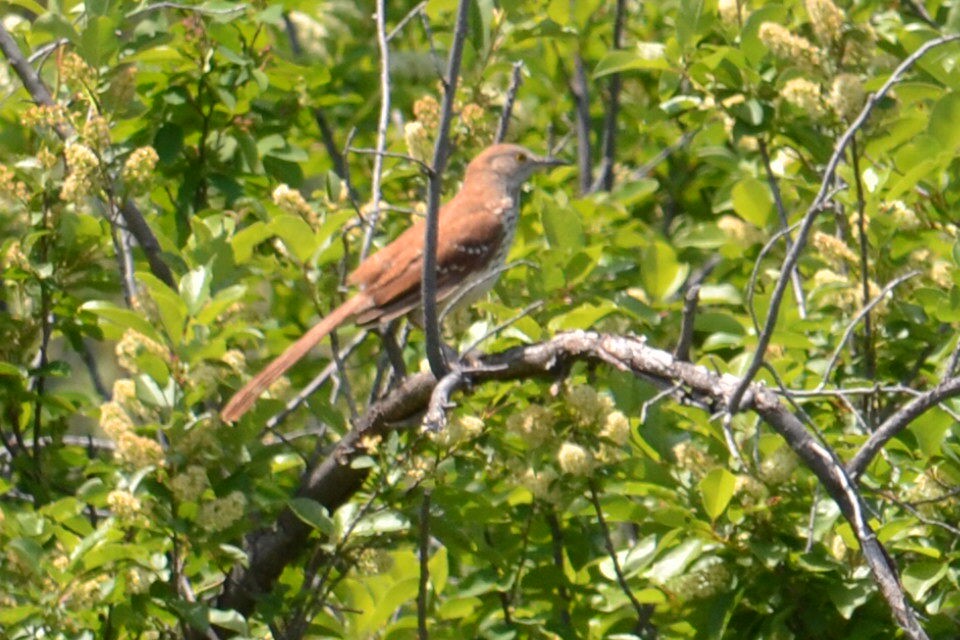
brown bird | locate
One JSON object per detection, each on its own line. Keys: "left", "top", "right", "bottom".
{"left": 220, "top": 143, "right": 565, "bottom": 422}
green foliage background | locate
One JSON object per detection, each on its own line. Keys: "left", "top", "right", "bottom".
{"left": 2, "top": 0, "right": 960, "bottom": 638}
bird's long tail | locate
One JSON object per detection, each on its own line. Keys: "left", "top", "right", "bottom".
{"left": 220, "top": 294, "right": 370, "bottom": 422}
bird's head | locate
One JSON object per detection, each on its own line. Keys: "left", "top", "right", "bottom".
{"left": 466, "top": 143, "right": 566, "bottom": 191}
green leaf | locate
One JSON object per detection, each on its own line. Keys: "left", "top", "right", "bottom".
{"left": 231, "top": 221, "right": 272, "bottom": 263}
{"left": 429, "top": 545, "right": 449, "bottom": 594}
{"left": 80, "top": 301, "right": 164, "bottom": 343}
{"left": 195, "top": 285, "right": 247, "bottom": 325}
{"left": 594, "top": 43, "right": 670, "bottom": 77}
{"left": 546, "top": 0, "right": 570, "bottom": 25}
{"left": 548, "top": 301, "right": 617, "bottom": 331}
{"left": 8, "top": 538, "right": 42, "bottom": 575}
{"left": 928, "top": 92, "right": 960, "bottom": 151}
{"left": 79, "top": 16, "right": 119, "bottom": 67}
{"left": 903, "top": 561, "right": 948, "bottom": 601}
{"left": 677, "top": 0, "right": 706, "bottom": 50}
{"left": 154, "top": 123, "right": 184, "bottom": 164}
{"left": 908, "top": 408, "right": 953, "bottom": 457}
{"left": 269, "top": 214, "right": 317, "bottom": 262}
{"left": 362, "top": 577, "right": 419, "bottom": 634}
{"left": 827, "top": 580, "right": 873, "bottom": 619}
{"left": 139, "top": 271, "right": 187, "bottom": 345}
{"left": 179, "top": 265, "right": 212, "bottom": 316}
{"left": 731, "top": 177, "right": 773, "bottom": 227}
{"left": 541, "top": 202, "right": 584, "bottom": 250}
{"left": 646, "top": 538, "right": 705, "bottom": 582}
{"left": 33, "top": 12, "right": 80, "bottom": 43}
{"left": 640, "top": 240, "right": 689, "bottom": 300}
{"left": 9, "top": 0, "right": 45, "bottom": 14}
{"left": 208, "top": 609, "right": 249, "bottom": 635}
{"left": 613, "top": 178, "right": 659, "bottom": 207}
{"left": 288, "top": 498, "right": 334, "bottom": 535}
{"left": 437, "top": 596, "right": 482, "bottom": 620}
{"left": 699, "top": 467, "right": 736, "bottom": 520}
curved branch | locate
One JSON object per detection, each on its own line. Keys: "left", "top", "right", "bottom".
{"left": 221, "top": 331, "right": 928, "bottom": 638}
{"left": 848, "top": 376, "right": 960, "bottom": 481}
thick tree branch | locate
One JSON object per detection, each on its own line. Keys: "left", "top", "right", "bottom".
{"left": 848, "top": 376, "right": 960, "bottom": 481}
{"left": 222, "top": 331, "right": 928, "bottom": 638}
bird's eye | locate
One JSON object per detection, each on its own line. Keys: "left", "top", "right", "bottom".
{"left": 516, "top": 152, "right": 527, "bottom": 162}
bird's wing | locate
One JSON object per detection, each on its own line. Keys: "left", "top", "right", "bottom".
{"left": 348, "top": 197, "right": 505, "bottom": 326}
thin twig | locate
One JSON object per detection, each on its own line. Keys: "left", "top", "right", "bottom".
{"left": 417, "top": 490, "right": 431, "bottom": 640}
{"left": 630, "top": 129, "right": 697, "bottom": 180}
{"left": 126, "top": 2, "right": 246, "bottom": 18}
{"left": 569, "top": 51, "right": 592, "bottom": 195}
{"left": 461, "top": 300, "right": 544, "bottom": 355}
{"left": 876, "top": 489, "right": 960, "bottom": 536}
{"left": 495, "top": 61, "right": 524, "bottom": 144}
{"left": 422, "top": 0, "right": 471, "bottom": 378}
{"left": 360, "top": 0, "right": 393, "bottom": 261}
{"left": 727, "top": 34, "right": 960, "bottom": 414}
{"left": 816, "top": 270, "right": 920, "bottom": 391}
{"left": 260, "top": 331, "right": 368, "bottom": 435}
{"left": 418, "top": 8, "right": 444, "bottom": 80}
{"left": 674, "top": 284, "right": 700, "bottom": 362}
{"left": 348, "top": 146, "right": 432, "bottom": 174}
{"left": 387, "top": 1, "right": 428, "bottom": 41}
{"left": 850, "top": 135, "right": 874, "bottom": 381}
{"left": 758, "top": 138, "right": 806, "bottom": 319}
{"left": 545, "top": 511, "right": 574, "bottom": 630}
{"left": 588, "top": 479, "right": 655, "bottom": 637}
{"left": 592, "top": 0, "right": 626, "bottom": 194}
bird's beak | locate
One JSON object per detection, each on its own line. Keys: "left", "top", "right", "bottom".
{"left": 534, "top": 155, "right": 568, "bottom": 168}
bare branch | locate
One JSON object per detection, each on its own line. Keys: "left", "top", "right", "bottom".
{"left": 494, "top": 61, "right": 524, "bottom": 144}
{"left": 360, "top": 0, "right": 394, "bottom": 261}
{"left": 569, "top": 52, "right": 592, "bottom": 195}
{"left": 674, "top": 284, "right": 700, "bottom": 362}
{"left": 758, "top": 138, "right": 806, "bottom": 318}
{"left": 849, "top": 135, "right": 874, "bottom": 380}
{"left": 588, "top": 479, "right": 656, "bottom": 637}
{"left": 417, "top": 490, "right": 431, "bottom": 640}
{"left": 422, "top": 0, "right": 471, "bottom": 378}
{"left": 223, "top": 330, "right": 928, "bottom": 637}
{"left": 849, "top": 376, "right": 960, "bottom": 481}
{"left": 348, "top": 146, "right": 433, "bottom": 174}
{"left": 816, "top": 271, "right": 920, "bottom": 391}
{"left": 592, "top": 0, "right": 627, "bottom": 193}
{"left": 388, "top": 1, "right": 428, "bottom": 41}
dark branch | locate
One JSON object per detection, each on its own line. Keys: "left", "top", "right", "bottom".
{"left": 592, "top": 0, "right": 626, "bottom": 193}
{"left": 569, "top": 51, "right": 592, "bottom": 195}
{"left": 421, "top": 0, "right": 471, "bottom": 378}
{"left": 221, "top": 330, "right": 927, "bottom": 638}
{"left": 495, "top": 61, "right": 524, "bottom": 144}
